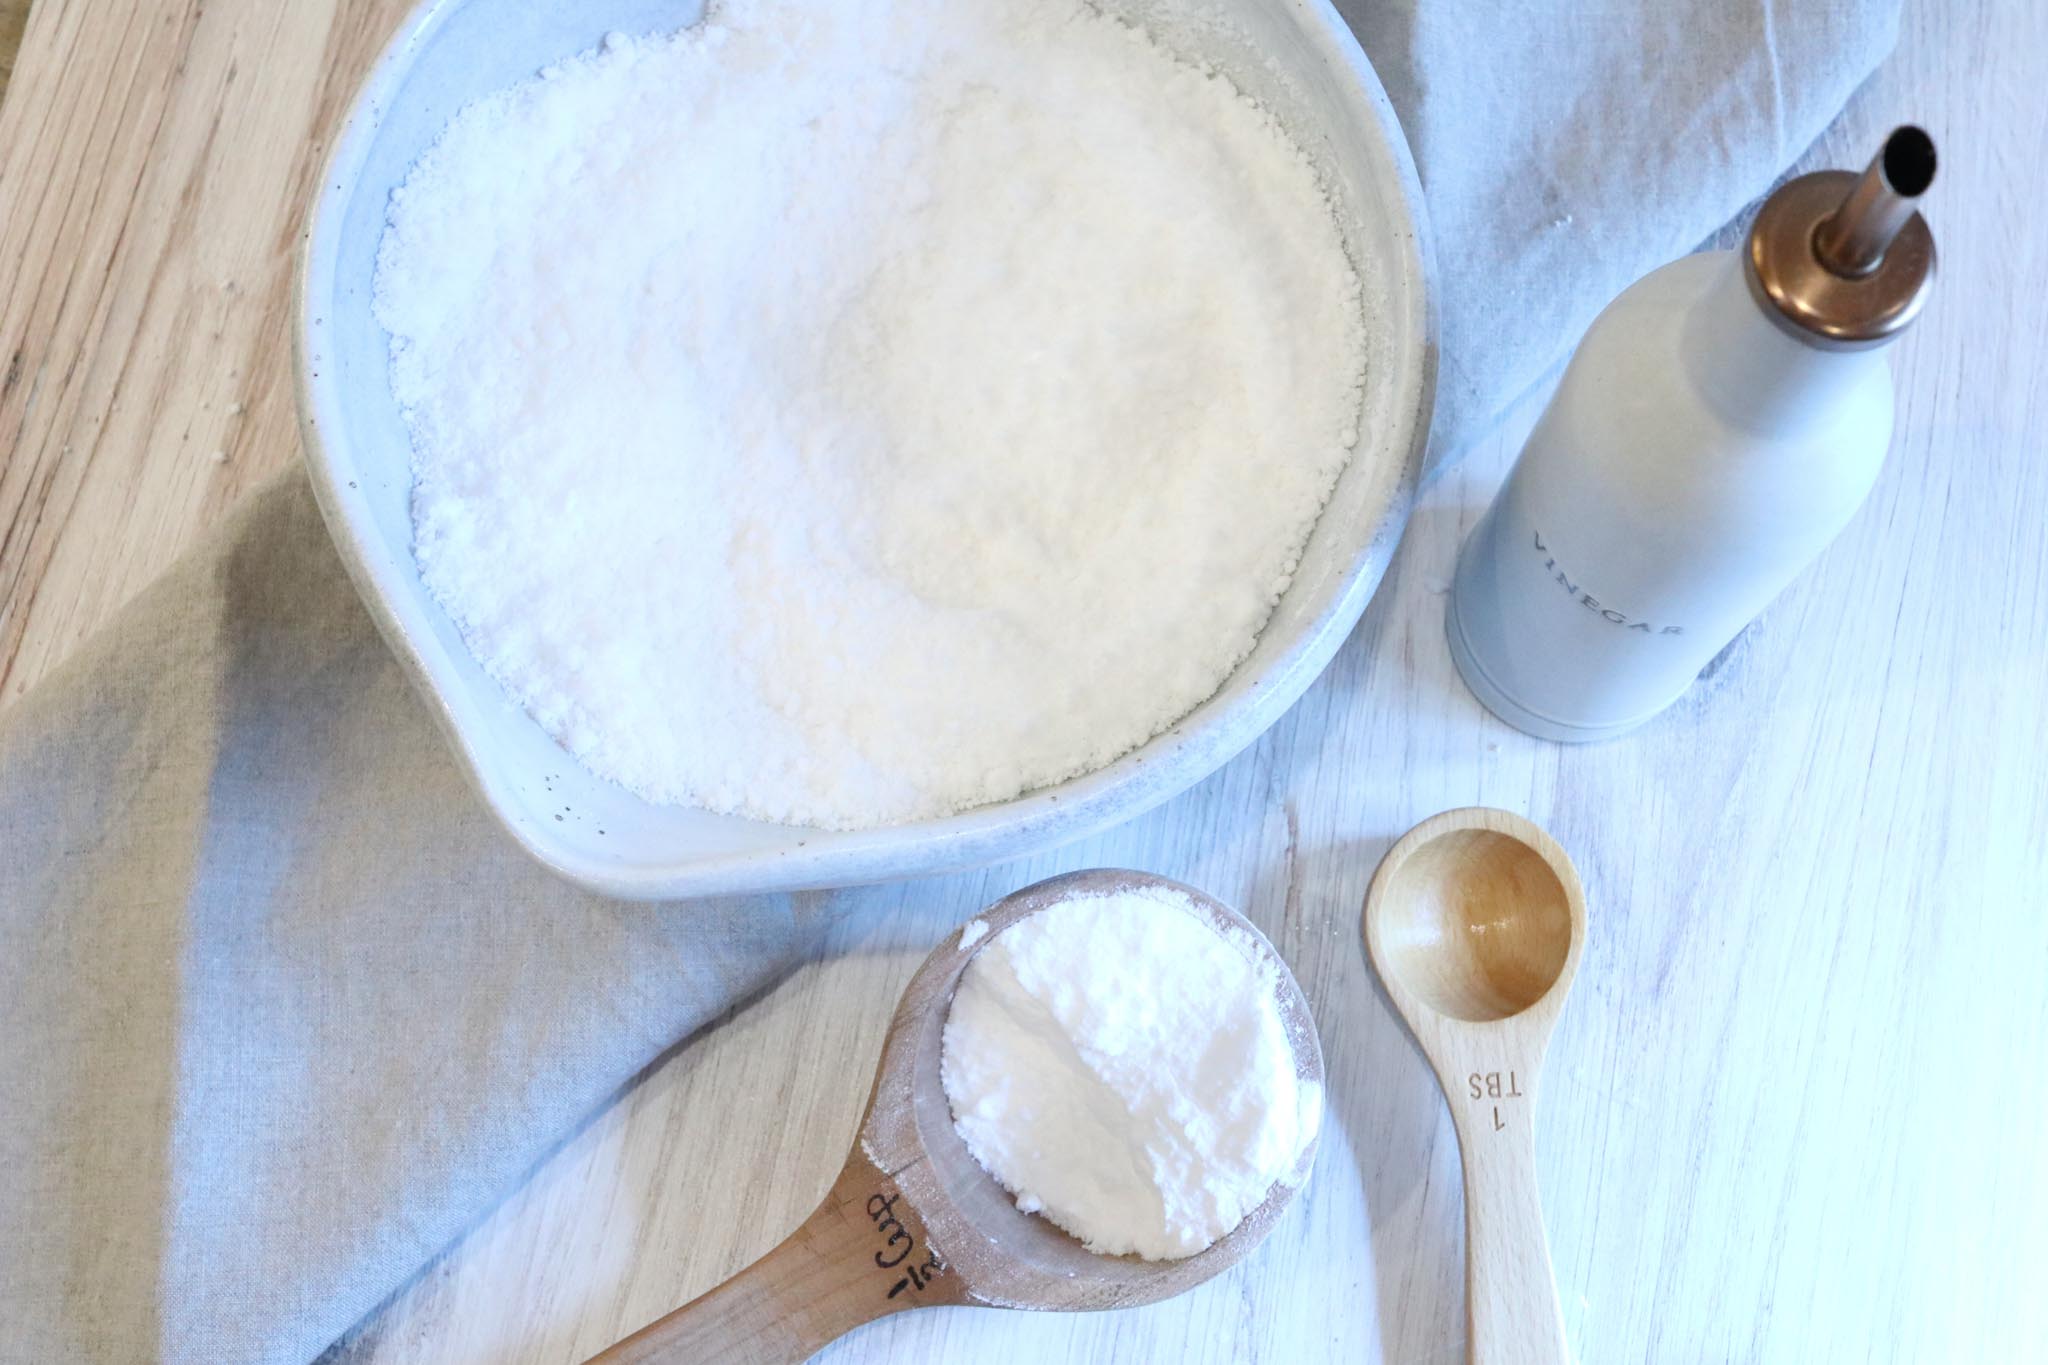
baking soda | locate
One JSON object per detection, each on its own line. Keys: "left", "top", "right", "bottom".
{"left": 940, "top": 887, "right": 1319, "bottom": 1259}
{"left": 375, "top": 0, "right": 1367, "bottom": 829}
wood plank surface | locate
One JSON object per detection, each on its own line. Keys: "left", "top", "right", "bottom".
{"left": 4, "top": 1, "right": 2046, "bottom": 1363}
{"left": 0, "top": 0, "right": 414, "bottom": 703}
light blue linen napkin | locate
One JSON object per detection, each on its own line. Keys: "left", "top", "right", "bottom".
{"left": 1337, "top": 0, "right": 1902, "bottom": 464}
{"left": 0, "top": 2, "right": 1896, "bottom": 1360}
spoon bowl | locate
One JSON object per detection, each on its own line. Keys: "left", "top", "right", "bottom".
{"left": 1363, "top": 809, "right": 1586, "bottom": 1365}
{"left": 593, "top": 868, "right": 1323, "bottom": 1363}
{"left": 1373, "top": 826, "right": 1575, "bottom": 1023}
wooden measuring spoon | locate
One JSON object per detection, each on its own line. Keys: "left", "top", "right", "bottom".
{"left": 1361, "top": 808, "right": 1587, "bottom": 1365}
{"left": 589, "top": 868, "right": 1324, "bottom": 1364}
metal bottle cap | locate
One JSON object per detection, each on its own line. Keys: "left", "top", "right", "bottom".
{"left": 1744, "top": 126, "right": 1938, "bottom": 350}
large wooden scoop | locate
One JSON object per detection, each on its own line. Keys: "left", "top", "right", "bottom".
{"left": 589, "top": 868, "right": 1325, "bottom": 1364}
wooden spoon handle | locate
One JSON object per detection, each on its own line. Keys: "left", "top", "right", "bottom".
{"left": 1454, "top": 1098, "right": 1568, "bottom": 1365}
{"left": 586, "top": 1150, "right": 965, "bottom": 1365}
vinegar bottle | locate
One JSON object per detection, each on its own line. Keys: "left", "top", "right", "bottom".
{"left": 1448, "top": 127, "right": 1938, "bottom": 742}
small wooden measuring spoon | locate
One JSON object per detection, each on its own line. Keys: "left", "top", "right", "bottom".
{"left": 1362, "top": 808, "right": 1587, "bottom": 1365}
{"left": 589, "top": 868, "right": 1324, "bottom": 1365}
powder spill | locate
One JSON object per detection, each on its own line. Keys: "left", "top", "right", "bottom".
{"left": 940, "top": 886, "right": 1317, "bottom": 1260}
{"left": 376, "top": 0, "right": 1368, "bottom": 829}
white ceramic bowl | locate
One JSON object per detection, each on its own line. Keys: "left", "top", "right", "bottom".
{"left": 296, "top": 0, "right": 1435, "bottom": 901}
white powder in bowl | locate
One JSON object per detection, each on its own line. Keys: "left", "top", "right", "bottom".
{"left": 375, "top": 0, "right": 1368, "bottom": 830}
{"left": 939, "top": 886, "right": 1319, "bottom": 1260}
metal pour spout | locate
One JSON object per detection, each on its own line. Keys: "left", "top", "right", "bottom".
{"left": 1743, "top": 125, "right": 1939, "bottom": 349}
{"left": 1814, "top": 126, "right": 1938, "bottom": 278}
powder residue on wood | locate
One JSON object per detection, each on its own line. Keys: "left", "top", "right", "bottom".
{"left": 375, "top": 0, "right": 1368, "bottom": 829}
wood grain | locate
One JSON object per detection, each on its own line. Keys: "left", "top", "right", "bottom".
{"left": 3, "top": 0, "right": 2046, "bottom": 1363}
{"left": 0, "top": 0, "right": 412, "bottom": 704}
{"left": 589, "top": 1151, "right": 963, "bottom": 1365}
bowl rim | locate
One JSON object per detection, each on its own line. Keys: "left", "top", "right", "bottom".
{"left": 293, "top": 0, "right": 1439, "bottom": 901}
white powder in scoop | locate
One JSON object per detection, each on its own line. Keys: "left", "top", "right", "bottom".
{"left": 375, "top": 0, "right": 1368, "bottom": 829}
{"left": 940, "top": 886, "right": 1319, "bottom": 1260}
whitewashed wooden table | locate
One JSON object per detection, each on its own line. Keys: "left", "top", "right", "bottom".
{"left": 314, "top": 9, "right": 2047, "bottom": 1362}
{"left": 2, "top": 1, "right": 2042, "bottom": 1361}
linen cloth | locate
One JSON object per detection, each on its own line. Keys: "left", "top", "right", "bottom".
{"left": 0, "top": 2, "right": 1897, "bottom": 1360}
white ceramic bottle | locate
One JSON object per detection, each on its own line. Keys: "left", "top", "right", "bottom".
{"left": 1449, "top": 128, "right": 1938, "bottom": 742}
